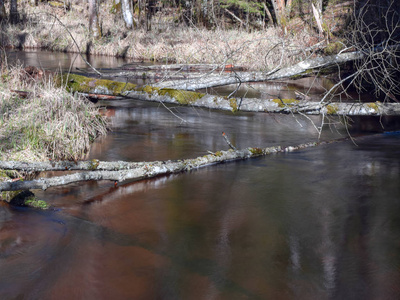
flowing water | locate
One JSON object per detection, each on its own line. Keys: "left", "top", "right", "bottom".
{"left": 1, "top": 51, "right": 400, "bottom": 299}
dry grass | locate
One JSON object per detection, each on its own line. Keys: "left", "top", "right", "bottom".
{"left": 0, "top": 64, "right": 108, "bottom": 162}
{"left": 1, "top": 1, "right": 320, "bottom": 71}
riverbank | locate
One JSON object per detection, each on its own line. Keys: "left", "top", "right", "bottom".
{"left": 0, "top": 63, "right": 108, "bottom": 201}
{"left": 1, "top": 1, "right": 344, "bottom": 71}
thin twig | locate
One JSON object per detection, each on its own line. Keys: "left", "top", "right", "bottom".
{"left": 222, "top": 132, "right": 237, "bottom": 150}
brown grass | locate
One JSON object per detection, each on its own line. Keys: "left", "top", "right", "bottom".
{"left": 0, "top": 64, "right": 108, "bottom": 162}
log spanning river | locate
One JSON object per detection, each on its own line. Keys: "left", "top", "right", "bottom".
{"left": 1, "top": 51, "right": 400, "bottom": 299}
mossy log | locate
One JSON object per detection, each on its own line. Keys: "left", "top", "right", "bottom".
{"left": 57, "top": 73, "right": 400, "bottom": 116}
{"left": 0, "top": 139, "right": 346, "bottom": 192}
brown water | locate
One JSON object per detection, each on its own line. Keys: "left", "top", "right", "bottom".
{"left": 2, "top": 51, "right": 400, "bottom": 299}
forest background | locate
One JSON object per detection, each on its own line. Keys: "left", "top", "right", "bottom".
{"left": 1, "top": 0, "right": 399, "bottom": 101}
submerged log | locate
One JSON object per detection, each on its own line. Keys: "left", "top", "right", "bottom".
{"left": 0, "top": 139, "right": 346, "bottom": 192}
{"left": 58, "top": 73, "right": 400, "bottom": 116}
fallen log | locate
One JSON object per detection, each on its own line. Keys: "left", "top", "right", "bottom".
{"left": 0, "top": 139, "right": 344, "bottom": 192}
{"left": 152, "top": 51, "right": 363, "bottom": 90}
{"left": 58, "top": 73, "right": 400, "bottom": 116}
{"left": 0, "top": 160, "right": 144, "bottom": 172}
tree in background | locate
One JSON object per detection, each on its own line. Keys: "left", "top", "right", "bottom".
{"left": 0, "top": 0, "right": 6, "bottom": 22}
{"left": 270, "top": 0, "right": 292, "bottom": 28}
{"left": 10, "top": 0, "right": 19, "bottom": 24}
{"left": 221, "top": 0, "right": 265, "bottom": 30}
{"left": 121, "top": 0, "right": 134, "bottom": 28}
{"left": 88, "top": 0, "right": 101, "bottom": 38}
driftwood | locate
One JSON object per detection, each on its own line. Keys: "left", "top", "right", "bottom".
{"left": 0, "top": 139, "right": 345, "bottom": 192}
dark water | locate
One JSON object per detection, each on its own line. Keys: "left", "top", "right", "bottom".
{"left": 5, "top": 50, "right": 128, "bottom": 72}
{"left": 1, "top": 52, "right": 400, "bottom": 299}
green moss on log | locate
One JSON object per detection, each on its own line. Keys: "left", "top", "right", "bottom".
{"left": 272, "top": 98, "right": 300, "bottom": 108}
{"left": 249, "top": 147, "right": 263, "bottom": 155}
{"left": 57, "top": 74, "right": 138, "bottom": 95}
{"left": 137, "top": 85, "right": 160, "bottom": 94}
{"left": 89, "top": 159, "right": 100, "bottom": 170}
{"left": 366, "top": 102, "right": 379, "bottom": 112}
{"left": 157, "top": 88, "right": 205, "bottom": 105}
{"left": 214, "top": 151, "right": 223, "bottom": 157}
{"left": 229, "top": 98, "right": 238, "bottom": 112}
{"left": 324, "top": 41, "right": 346, "bottom": 55}
{"left": 0, "top": 170, "right": 20, "bottom": 202}
{"left": 326, "top": 104, "right": 339, "bottom": 114}
{"left": 57, "top": 74, "right": 209, "bottom": 106}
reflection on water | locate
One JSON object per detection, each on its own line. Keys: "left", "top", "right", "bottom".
{"left": 5, "top": 50, "right": 127, "bottom": 71}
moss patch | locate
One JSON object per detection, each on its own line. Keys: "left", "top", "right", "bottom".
{"left": 324, "top": 41, "right": 345, "bottom": 55}
{"left": 136, "top": 85, "right": 160, "bottom": 95}
{"left": 157, "top": 88, "right": 205, "bottom": 105}
{"left": 1, "top": 190, "right": 21, "bottom": 202}
{"left": 366, "top": 102, "right": 379, "bottom": 112}
{"left": 272, "top": 98, "right": 300, "bottom": 108}
{"left": 326, "top": 104, "right": 339, "bottom": 114}
{"left": 229, "top": 98, "right": 238, "bottom": 112}
{"left": 57, "top": 74, "right": 138, "bottom": 95}
{"left": 289, "top": 68, "right": 314, "bottom": 79}
{"left": 0, "top": 170, "right": 20, "bottom": 202}
{"left": 249, "top": 147, "right": 263, "bottom": 155}
{"left": 24, "top": 197, "right": 50, "bottom": 210}
{"left": 214, "top": 151, "right": 223, "bottom": 157}
{"left": 89, "top": 159, "right": 100, "bottom": 170}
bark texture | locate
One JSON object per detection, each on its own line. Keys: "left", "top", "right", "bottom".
{"left": 121, "top": 0, "right": 134, "bottom": 28}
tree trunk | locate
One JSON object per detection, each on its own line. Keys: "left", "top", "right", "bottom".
{"left": 271, "top": 0, "right": 285, "bottom": 26}
{"left": 121, "top": 0, "right": 134, "bottom": 28}
{"left": 9, "top": 0, "right": 18, "bottom": 24}
{"left": 88, "top": 0, "right": 101, "bottom": 39}
{"left": 0, "top": 0, "right": 6, "bottom": 21}
{"left": 312, "top": 0, "right": 323, "bottom": 35}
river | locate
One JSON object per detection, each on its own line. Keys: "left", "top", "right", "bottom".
{"left": 1, "top": 51, "right": 400, "bottom": 299}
